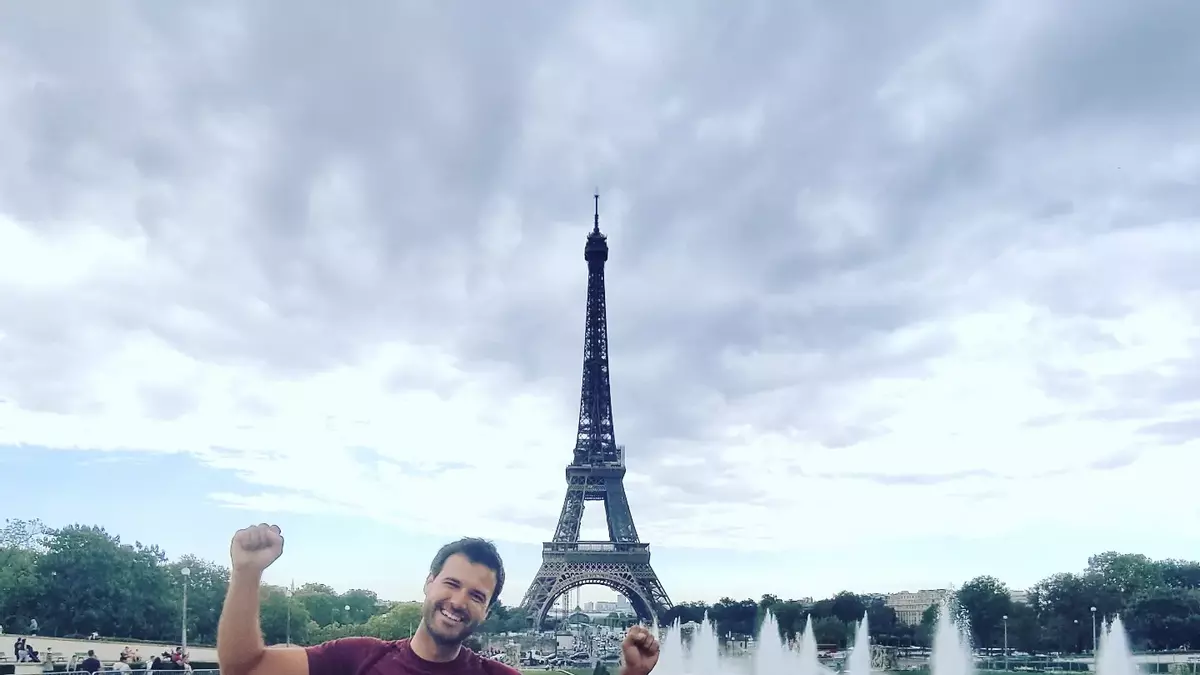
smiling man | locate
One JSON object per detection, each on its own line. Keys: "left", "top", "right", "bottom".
{"left": 217, "top": 524, "right": 660, "bottom": 675}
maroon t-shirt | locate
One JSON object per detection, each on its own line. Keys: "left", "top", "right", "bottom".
{"left": 307, "top": 637, "right": 520, "bottom": 675}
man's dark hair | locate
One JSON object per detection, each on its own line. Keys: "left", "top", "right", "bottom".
{"left": 429, "top": 537, "right": 505, "bottom": 608}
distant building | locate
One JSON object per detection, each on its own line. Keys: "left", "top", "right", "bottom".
{"left": 1009, "top": 589, "right": 1030, "bottom": 605}
{"left": 581, "top": 595, "right": 633, "bottom": 616}
{"left": 885, "top": 589, "right": 949, "bottom": 625}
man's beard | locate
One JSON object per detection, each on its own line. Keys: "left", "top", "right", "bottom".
{"left": 422, "top": 600, "right": 479, "bottom": 647}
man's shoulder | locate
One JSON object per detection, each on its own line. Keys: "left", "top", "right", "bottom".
{"left": 307, "top": 636, "right": 404, "bottom": 675}
{"left": 308, "top": 637, "right": 401, "bottom": 653}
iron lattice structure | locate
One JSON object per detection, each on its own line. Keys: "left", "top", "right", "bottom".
{"left": 520, "top": 194, "right": 671, "bottom": 628}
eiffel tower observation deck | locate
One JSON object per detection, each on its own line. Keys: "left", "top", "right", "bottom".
{"left": 519, "top": 194, "right": 671, "bottom": 628}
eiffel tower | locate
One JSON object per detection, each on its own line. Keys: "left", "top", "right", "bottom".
{"left": 519, "top": 193, "right": 672, "bottom": 628}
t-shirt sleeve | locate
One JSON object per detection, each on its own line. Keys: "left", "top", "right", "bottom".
{"left": 306, "top": 637, "right": 381, "bottom": 675}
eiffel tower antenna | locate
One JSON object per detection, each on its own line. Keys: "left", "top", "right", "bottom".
{"left": 519, "top": 193, "right": 671, "bottom": 629}
{"left": 593, "top": 189, "right": 600, "bottom": 233}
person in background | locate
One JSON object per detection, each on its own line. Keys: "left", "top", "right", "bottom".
{"left": 81, "top": 649, "right": 102, "bottom": 674}
{"left": 217, "top": 524, "right": 660, "bottom": 675}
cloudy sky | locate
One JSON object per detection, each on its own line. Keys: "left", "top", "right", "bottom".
{"left": 3, "top": 0, "right": 1200, "bottom": 607}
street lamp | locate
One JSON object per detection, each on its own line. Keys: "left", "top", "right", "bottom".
{"left": 1002, "top": 615, "right": 1009, "bottom": 671}
{"left": 345, "top": 605, "right": 351, "bottom": 624}
{"left": 285, "top": 587, "right": 293, "bottom": 646}
{"left": 181, "top": 567, "right": 191, "bottom": 655}
{"left": 49, "top": 572, "right": 58, "bottom": 636}
{"left": 1090, "top": 607, "right": 1097, "bottom": 654}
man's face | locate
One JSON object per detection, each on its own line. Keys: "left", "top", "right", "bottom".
{"left": 421, "top": 553, "right": 496, "bottom": 646}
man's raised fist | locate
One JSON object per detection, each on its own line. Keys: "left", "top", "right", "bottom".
{"left": 230, "top": 523, "right": 284, "bottom": 573}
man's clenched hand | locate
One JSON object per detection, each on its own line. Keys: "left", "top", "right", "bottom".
{"left": 229, "top": 523, "right": 284, "bottom": 574}
{"left": 621, "top": 625, "right": 660, "bottom": 675}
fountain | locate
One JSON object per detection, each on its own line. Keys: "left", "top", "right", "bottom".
{"left": 1096, "top": 616, "right": 1140, "bottom": 675}
{"left": 847, "top": 614, "right": 871, "bottom": 675}
{"left": 795, "top": 616, "right": 822, "bottom": 675}
{"left": 656, "top": 611, "right": 835, "bottom": 675}
{"left": 753, "top": 611, "right": 792, "bottom": 675}
{"left": 651, "top": 597, "right": 986, "bottom": 675}
{"left": 688, "top": 613, "right": 722, "bottom": 675}
{"left": 930, "top": 599, "right": 973, "bottom": 675}
{"left": 657, "top": 619, "right": 687, "bottom": 675}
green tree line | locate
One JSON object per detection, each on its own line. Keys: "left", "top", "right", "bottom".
{"left": 3, "top": 520, "right": 1198, "bottom": 651}
{"left": 0, "top": 519, "right": 528, "bottom": 646}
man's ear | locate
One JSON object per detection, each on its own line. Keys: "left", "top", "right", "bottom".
{"left": 424, "top": 573, "right": 434, "bottom": 594}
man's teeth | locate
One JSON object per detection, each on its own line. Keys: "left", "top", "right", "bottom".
{"left": 440, "top": 608, "right": 463, "bottom": 623}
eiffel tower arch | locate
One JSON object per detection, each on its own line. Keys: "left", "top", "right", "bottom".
{"left": 526, "top": 546, "right": 662, "bottom": 626}
{"left": 519, "top": 194, "right": 671, "bottom": 629}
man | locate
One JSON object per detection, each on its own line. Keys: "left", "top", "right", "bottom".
{"left": 80, "top": 649, "right": 102, "bottom": 674}
{"left": 218, "top": 524, "right": 660, "bottom": 675}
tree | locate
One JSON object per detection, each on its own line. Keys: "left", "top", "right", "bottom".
{"left": 661, "top": 601, "right": 708, "bottom": 627}
{"left": 37, "top": 525, "right": 177, "bottom": 640}
{"left": 1124, "top": 587, "right": 1200, "bottom": 650}
{"left": 295, "top": 583, "right": 342, "bottom": 627}
{"left": 829, "top": 592, "right": 868, "bottom": 624}
{"left": 260, "top": 585, "right": 311, "bottom": 645}
{"left": 957, "top": 576, "right": 1012, "bottom": 649}
{"left": 1032, "top": 573, "right": 1100, "bottom": 652}
{"left": 1086, "top": 552, "right": 1164, "bottom": 601}
{"left": 0, "top": 519, "right": 49, "bottom": 629}
{"left": 169, "top": 556, "right": 230, "bottom": 646}
{"left": 711, "top": 597, "right": 758, "bottom": 637}
{"left": 813, "top": 616, "right": 851, "bottom": 646}
{"left": 1159, "top": 560, "right": 1200, "bottom": 590}
{"left": 914, "top": 604, "right": 940, "bottom": 648}
{"left": 481, "top": 604, "right": 531, "bottom": 634}
{"left": 360, "top": 602, "right": 423, "bottom": 640}
{"left": 1005, "top": 601, "right": 1040, "bottom": 654}
{"left": 770, "top": 601, "right": 808, "bottom": 641}
{"left": 865, "top": 597, "right": 899, "bottom": 639}
{"left": 341, "top": 589, "right": 381, "bottom": 624}
{"left": 1, "top": 519, "right": 49, "bottom": 550}
{"left": 0, "top": 545, "right": 40, "bottom": 629}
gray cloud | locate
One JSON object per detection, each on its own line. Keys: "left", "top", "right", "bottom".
{"left": 1137, "top": 419, "right": 1200, "bottom": 446}
{"left": 2, "top": 0, "right": 1200, "bottom": 521}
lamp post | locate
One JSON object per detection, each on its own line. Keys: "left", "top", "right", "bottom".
{"left": 1090, "top": 607, "right": 1097, "bottom": 654}
{"left": 181, "top": 567, "right": 191, "bottom": 655}
{"left": 1002, "top": 615, "right": 1009, "bottom": 671}
{"left": 49, "top": 571, "right": 57, "bottom": 636}
{"left": 285, "top": 585, "right": 293, "bottom": 646}
{"left": 345, "top": 605, "right": 351, "bottom": 624}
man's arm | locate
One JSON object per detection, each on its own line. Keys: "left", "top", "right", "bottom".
{"left": 216, "top": 568, "right": 309, "bottom": 675}
{"left": 218, "top": 525, "right": 374, "bottom": 675}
